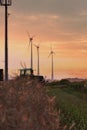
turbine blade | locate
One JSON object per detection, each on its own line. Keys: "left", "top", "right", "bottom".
{"left": 48, "top": 52, "right": 51, "bottom": 57}
{"left": 26, "top": 31, "right": 30, "bottom": 38}
{"left": 29, "top": 40, "right": 31, "bottom": 47}
{"left": 32, "top": 35, "right": 35, "bottom": 39}
{"left": 38, "top": 42, "right": 40, "bottom": 47}
{"left": 50, "top": 43, "right": 52, "bottom": 51}
{"left": 34, "top": 44, "right": 37, "bottom": 48}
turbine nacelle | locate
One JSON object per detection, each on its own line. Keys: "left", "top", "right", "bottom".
{"left": 48, "top": 51, "right": 55, "bottom": 57}
{"left": 51, "top": 50, "right": 54, "bottom": 54}
{"left": 30, "top": 37, "right": 33, "bottom": 41}
{"left": 26, "top": 31, "right": 35, "bottom": 43}
{"left": 34, "top": 44, "right": 40, "bottom": 49}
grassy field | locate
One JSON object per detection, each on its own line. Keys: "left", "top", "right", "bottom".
{"left": 48, "top": 81, "right": 87, "bottom": 130}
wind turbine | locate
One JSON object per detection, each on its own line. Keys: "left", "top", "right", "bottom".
{"left": 34, "top": 43, "right": 40, "bottom": 75}
{"left": 48, "top": 47, "right": 55, "bottom": 80}
{"left": 27, "top": 32, "right": 35, "bottom": 70}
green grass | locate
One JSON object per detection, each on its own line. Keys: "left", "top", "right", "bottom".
{"left": 48, "top": 86, "right": 87, "bottom": 130}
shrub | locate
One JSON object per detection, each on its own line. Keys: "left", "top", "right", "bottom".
{"left": 0, "top": 78, "right": 60, "bottom": 130}
{"left": 59, "top": 79, "right": 71, "bottom": 86}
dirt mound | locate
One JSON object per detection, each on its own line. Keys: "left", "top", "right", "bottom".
{"left": 0, "top": 78, "right": 60, "bottom": 130}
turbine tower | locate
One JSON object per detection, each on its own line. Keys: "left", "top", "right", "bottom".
{"left": 49, "top": 47, "right": 55, "bottom": 80}
{"left": 34, "top": 43, "right": 40, "bottom": 75}
{"left": 27, "top": 32, "right": 34, "bottom": 70}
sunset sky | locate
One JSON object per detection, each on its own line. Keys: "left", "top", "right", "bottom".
{"left": 0, "top": 0, "right": 87, "bottom": 79}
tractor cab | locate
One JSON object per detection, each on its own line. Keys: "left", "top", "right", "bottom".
{"left": 20, "top": 68, "right": 33, "bottom": 77}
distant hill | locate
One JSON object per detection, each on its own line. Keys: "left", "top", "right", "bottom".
{"left": 65, "top": 78, "right": 87, "bottom": 82}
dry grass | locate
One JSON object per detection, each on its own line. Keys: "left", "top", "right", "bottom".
{"left": 0, "top": 77, "right": 60, "bottom": 130}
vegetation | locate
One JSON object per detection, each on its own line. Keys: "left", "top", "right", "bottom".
{"left": 0, "top": 77, "right": 60, "bottom": 130}
{"left": 48, "top": 80, "right": 87, "bottom": 130}
{"left": 1, "top": 77, "right": 87, "bottom": 129}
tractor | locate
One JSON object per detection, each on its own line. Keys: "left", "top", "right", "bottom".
{"left": 20, "top": 68, "right": 44, "bottom": 82}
